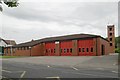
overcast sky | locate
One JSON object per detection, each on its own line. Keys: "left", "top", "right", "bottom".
{"left": 1, "top": 0, "right": 118, "bottom": 44}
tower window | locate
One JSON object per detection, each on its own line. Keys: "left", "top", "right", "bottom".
{"left": 110, "top": 43, "right": 112, "bottom": 46}
{"left": 110, "top": 33, "right": 112, "bottom": 36}
{"left": 110, "top": 38, "right": 112, "bottom": 41}
{"left": 109, "top": 28, "right": 112, "bottom": 31}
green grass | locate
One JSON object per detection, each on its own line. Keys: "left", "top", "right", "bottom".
{"left": 0, "top": 56, "right": 21, "bottom": 58}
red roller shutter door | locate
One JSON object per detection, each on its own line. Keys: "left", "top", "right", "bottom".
{"left": 78, "top": 39, "right": 94, "bottom": 56}
{"left": 60, "top": 41, "right": 72, "bottom": 56}
{"left": 45, "top": 42, "right": 56, "bottom": 56}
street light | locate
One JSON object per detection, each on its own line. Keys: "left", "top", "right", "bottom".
{"left": 29, "top": 46, "right": 32, "bottom": 56}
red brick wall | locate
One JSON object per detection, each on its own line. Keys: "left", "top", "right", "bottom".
{"left": 96, "top": 37, "right": 111, "bottom": 56}
{"left": 4, "top": 47, "right": 30, "bottom": 56}
{"left": 31, "top": 44, "right": 44, "bottom": 56}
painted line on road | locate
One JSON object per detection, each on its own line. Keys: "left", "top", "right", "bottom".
{"left": 46, "top": 76, "right": 60, "bottom": 80}
{"left": 47, "top": 65, "right": 50, "bottom": 68}
{"left": 63, "top": 71, "right": 115, "bottom": 78}
{"left": 96, "top": 68, "right": 104, "bottom": 70}
{"left": 2, "top": 69, "right": 12, "bottom": 73}
{"left": 20, "top": 71, "right": 26, "bottom": 78}
{"left": 112, "top": 71, "right": 118, "bottom": 74}
{"left": 0, "top": 59, "right": 8, "bottom": 60}
{"left": 71, "top": 66, "right": 78, "bottom": 70}
{"left": 113, "top": 63, "right": 117, "bottom": 65}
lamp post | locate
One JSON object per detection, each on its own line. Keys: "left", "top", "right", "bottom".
{"left": 29, "top": 46, "right": 32, "bottom": 56}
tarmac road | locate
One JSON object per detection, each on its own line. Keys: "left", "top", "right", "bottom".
{"left": 2, "top": 59, "right": 118, "bottom": 79}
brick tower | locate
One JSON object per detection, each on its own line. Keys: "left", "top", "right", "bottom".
{"left": 107, "top": 25, "right": 115, "bottom": 53}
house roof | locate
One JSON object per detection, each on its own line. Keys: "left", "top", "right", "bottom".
{"left": 0, "top": 37, "right": 8, "bottom": 44}
{"left": 13, "top": 33, "right": 108, "bottom": 48}
{"left": 5, "top": 40, "right": 16, "bottom": 45}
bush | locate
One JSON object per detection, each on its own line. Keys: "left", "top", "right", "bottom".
{"left": 115, "top": 48, "right": 120, "bottom": 53}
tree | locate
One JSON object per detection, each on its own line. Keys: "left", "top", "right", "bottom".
{"left": 0, "top": 0, "right": 19, "bottom": 11}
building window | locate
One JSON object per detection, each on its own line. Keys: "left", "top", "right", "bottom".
{"left": 27, "top": 47, "right": 29, "bottom": 50}
{"left": 109, "top": 28, "right": 112, "bottom": 31}
{"left": 24, "top": 47, "right": 26, "bottom": 50}
{"left": 6, "top": 48, "right": 8, "bottom": 54}
{"left": 13, "top": 48, "right": 15, "bottom": 53}
{"left": 64, "top": 49, "right": 66, "bottom": 53}
{"left": 70, "top": 48, "right": 72, "bottom": 53}
{"left": 82, "top": 48, "right": 85, "bottom": 52}
{"left": 67, "top": 49, "right": 69, "bottom": 53}
{"left": 60, "top": 49, "right": 62, "bottom": 53}
{"left": 110, "top": 38, "right": 112, "bottom": 41}
{"left": 54, "top": 49, "right": 55, "bottom": 53}
{"left": 86, "top": 48, "right": 89, "bottom": 52}
{"left": 110, "top": 43, "right": 112, "bottom": 46}
{"left": 91, "top": 48, "right": 93, "bottom": 52}
{"left": 79, "top": 48, "right": 81, "bottom": 52}
{"left": 46, "top": 49, "right": 48, "bottom": 53}
{"left": 110, "top": 33, "right": 112, "bottom": 36}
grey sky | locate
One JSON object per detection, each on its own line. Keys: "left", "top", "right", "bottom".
{"left": 1, "top": 1, "right": 118, "bottom": 44}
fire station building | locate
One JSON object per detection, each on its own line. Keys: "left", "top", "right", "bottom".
{"left": 4, "top": 25, "right": 115, "bottom": 56}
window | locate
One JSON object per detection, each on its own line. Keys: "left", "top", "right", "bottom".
{"left": 109, "top": 28, "right": 112, "bottom": 31}
{"left": 110, "top": 33, "right": 112, "bottom": 36}
{"left": 6, "top": 48, "right": 8, "bottom": 54}
{"left": 67, "top": 49, "right": 69, "bottom": 52}
{"left": 54, "top": 49, "right": 55, "bottom": 53}
{"left": 46, "top": 49, "right": 48, "bottom": 53}
{"left": 91, "top": 48, "right": 93, "bottom": 52}
{"left": 60, "top": 49, "right": 62, "bottom": 53}
{"left": 13, "top": 48, "right": 15, "bottom": 53}
{"left": 86, "top": 48, "right": 89, "bottom": 52}
{"left": 110, "top": 38, "right": 112, "bottom": 41}
{"left": 82, "top": 48, "right": 85, "bottom": 52}
{"left": 27, "top": 47, "right": 29, "bottom": 50}
{"left": 70, "top": 48, "right": 72, "bottom": 53}
{"left": 79, "top": 48, "right": 81, "bottom": 52}
{"left": 110, "top": 43, "right": 112, "bottom": 46}
{"left": 23, "top": 47, "right": 26, "bottom": 50}
{"left": 64, "top": 49, "right": 66, "bottom": 53}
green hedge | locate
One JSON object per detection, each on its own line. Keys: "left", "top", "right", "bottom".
{"left": 115, "top": 48, "right": 120, "bottom": 53}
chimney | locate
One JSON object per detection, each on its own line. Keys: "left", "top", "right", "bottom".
{"left": 31, "top": 39, "right": 34, "bottom": 42}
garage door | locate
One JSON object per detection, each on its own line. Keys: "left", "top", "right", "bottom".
{"left": 45, "top": 42, "right": 56, "bottom": 56}
{"left": 78, "top": 39, "right": 94, "bottom": 56}
{"left": 60, "top": 41, "right": 72, "bottom": 56}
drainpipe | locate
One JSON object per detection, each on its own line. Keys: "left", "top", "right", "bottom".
{"left": 96, "top": 38, "right": 98, "bottom": 56}
{"left": 29, "top": 46, "right": 32, "bottom": 56}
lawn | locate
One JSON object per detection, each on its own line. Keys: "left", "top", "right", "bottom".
{"left": 0, "top": 56, "right": 21, "bottom": 58}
